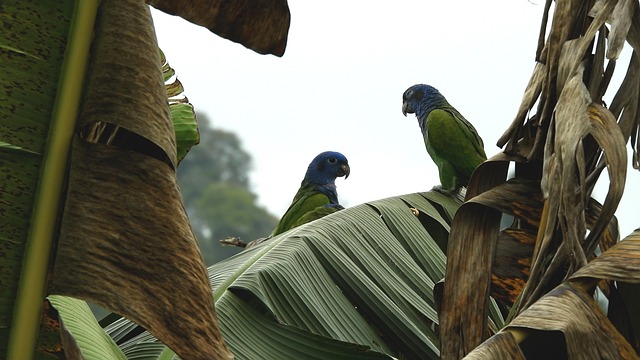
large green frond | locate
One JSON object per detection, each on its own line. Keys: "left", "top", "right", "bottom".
{"left": 106, "top": 191, "right": 506, "bottom": 359}
{"left": 0, "top": 0, "right": 91, "bottom": 357}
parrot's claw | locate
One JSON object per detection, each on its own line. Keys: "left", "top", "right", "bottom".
{"left": 431, "top": 185, "right": 453, "bottom": 195}
{"left": 219, "top": 236, "right": 247, "bottom": 248}
{"left": 431, "top": 185, "right": 466, "bottom": 202}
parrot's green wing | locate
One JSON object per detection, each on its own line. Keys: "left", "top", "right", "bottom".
{"left": 426, "top": 108, "right": 487, "bottom": 190}
{"left": 271, "top": 189, "right": 332, "bottom": 236}
{"left": 290, "top": 204, "right": 343, "bottom": 229}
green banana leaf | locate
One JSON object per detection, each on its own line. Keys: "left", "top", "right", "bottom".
{"left": 0, "top": 0, "right": 79, "bottom": 357}
{"left": 48, "top": 296, "right": 127, "bottom": 360}
{"left": 102, "top": 191, "right": 507, "bottom": 359}
{"left": 211, "top": 192, "right": 451, "bottom": 359}
{"left": 160, "top": 49, "right": 199, "bottom": 163}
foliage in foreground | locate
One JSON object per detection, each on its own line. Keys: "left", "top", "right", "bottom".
{"left": 4, "top": 0, "right": 640, "bottom": 359}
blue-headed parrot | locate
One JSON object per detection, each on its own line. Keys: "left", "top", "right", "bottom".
{"left": 271, "top": 151, "right": 350, "bottom": 236}
{"left": 402, "top": 84, "right": 486, "bottom": 192}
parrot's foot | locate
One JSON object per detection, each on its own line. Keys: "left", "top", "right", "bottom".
{"left": 219, "top": 236, "right": 247, "bottom": 248}
{"left": 430, "top": 185, "right": 453, "bottom": 195}
{"left": 244, "top": 237, "right": 271, "bottom": 250}
{"left": 219, "top": 236, "right": 272, "bottom": 250}
{"left": 431, "top": 185, "right": 466, "bottom": 202}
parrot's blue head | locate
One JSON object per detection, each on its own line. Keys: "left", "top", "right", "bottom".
{"left": 303, "top": 151, "right": 350, "bottom": 185}
{"left": 402, "top": 84, "right": 448, "bottom": 121}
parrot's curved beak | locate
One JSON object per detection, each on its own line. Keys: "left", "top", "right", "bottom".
{"left": 402, "top": 102, "right": 408, "bottom": 117}
{"left": 338, "top": 163, "right": 350, "bottom": 179}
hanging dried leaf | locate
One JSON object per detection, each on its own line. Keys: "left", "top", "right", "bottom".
{"left": 537, "top": 65, "right": 593, "bottom": 273}
{"left": 78, "top": 0, "right": 177, "bottom": 168}
{"left": 492, "top": 228, "right": 536, "bottom": 306}
{"left": 469, "top": 233, "right": 640, "bottom": 357}
{"left": 583, "top": 104, "right": 627, "bottom": 248}
{"left": 441, "top": 1, "right": 640, "bottom": 356}
{"left": 570, "top": 233, "right": 640, "bottom": 284}
{"left": 464, "top": 332, "right": 526, "bottom": 360}
{"left": 606, "top": 0, "right": 635, "bottom": 60}
{"left": 609, "top": 52, "right": 640, "bottom": 141}
{"left": 35, "top": 299, "right": 74, "bottom": 358}
{"left": 497, "top": 62, "right": 545, "bottom": 153}
{"left": 563, "top": 231, "right": 640, "bottom": 352}
{"left": 438, "top": 156, "right": 508, "bottom": 359}
{"left": 50, "top": 0, "right": 231, "bottom": 358}
{"left": 147, "top": 0, "right": 290, "bottom": 56}
{"left": 472, "top": 282, "right": 636, "bottom": 359}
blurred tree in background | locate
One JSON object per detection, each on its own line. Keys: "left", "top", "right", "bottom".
{"left": 178, "top": 113, "right": 278, "bottom": 265}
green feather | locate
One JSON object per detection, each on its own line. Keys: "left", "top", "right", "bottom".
{"left": 425, "top": 108, "right": 486, "bottom": 191}
{"left": 402, "top": 84, "right": 487, "bottom": 192}
{"left": 271, "top": 188, "right": 332, "bottom": 236}
{"left": 289, "top": 204, "right": 343, "bottom": 229}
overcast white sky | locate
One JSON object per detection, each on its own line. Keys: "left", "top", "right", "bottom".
{"left": 151, "top": 1, "right": 640, "bottom": 237}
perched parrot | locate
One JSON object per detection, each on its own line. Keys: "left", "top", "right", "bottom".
{"left": 402, "top": 84, "right": 486, "bottom": 192}
{"left": 270, "top": 151, "right": 350, "bottom": 236}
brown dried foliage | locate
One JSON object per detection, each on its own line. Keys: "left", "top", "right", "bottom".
{"left": 438, "top": 0, "right": 640, "bottom": 358}
{"left": 49, "top": 0, "right": 233, "bottom": 358}
{"left": 147, "top": 0, "right": 290, "bottom": 56}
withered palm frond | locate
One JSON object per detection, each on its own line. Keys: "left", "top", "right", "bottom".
{"left": 439, "top": 0, "right": 640, "bottom": 358}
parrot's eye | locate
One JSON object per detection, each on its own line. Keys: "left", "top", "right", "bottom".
{"left": 328, "top": 157, "right": 337, "bottom": 164}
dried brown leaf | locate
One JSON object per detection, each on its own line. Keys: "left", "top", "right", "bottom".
{"left": 464, "top": 176, "right": 541, "bottom": 306}
{"left": 583, "top": 104, "right": 627, "bottom": 252}
{"left": 147, "top": 0, "right": 290, "bottom": 56}
{"left": 586, "top": 199, "right": 619, "bottom": 253}
{"left": 464, "top": 331, "right": 526, "bottom": 360}
{"left": 79, "top": 0, "right": 177, "bottom": 167}
{"left": 490, "top": 193, "right": 615, "bottom": 306}
{"left": 609, "top": 52, "right": 640, "bottom": 140}
{"left": 516, "top": 64, "right": 627, "bottom": 313}
{"left": 570, "top": 232, "right": 640, "bottom": 285}
{"left": 52, "top": 141, "right": 231, "bottom": 360}
{"left": 439, "top": 155, "right": 510, "bottom": 359}
{"left": 626, "top": 1, "right": 640, "bottom": 52}
{"left": 535, "top": 66, "right": 592, "bottom": 289}
{"left": 497, "top": 62, "right": 545, "bottom": 151}
{"left": 472, "top": 234, "right": 640, "bottom": 358}
{"left": 473, "top": 178, "right": 543, "bottom": 229}
{"left": 507, "top": 282, "right": 637, "bottom": 359}
{"left": 571, "top": 231, "right": 640, "bottom": 352}
{"left": 607, "top": 0, "right": 636, "bottom": 60}
{"left": 527, "top": 0, "right": 587, "bottom": 160}
{"left": 50, "top": 0, "right": 232, "bottom": 358}
{"left": 556, "top": 1, "right": 615, "bottom": 91}
{"left": 492, "top": 228, "right": 536, "bottom": 306}
{"left": 34, "top": 299, "right": 69, "bottom": 358}
{"left": 439, "top": 201, "right": 501, "bottom": 359}
{"left": 585, "top": 21, "right": 607, "bottom": 101}
{"left": 463, "top": 0, "right": 639, "bottom": 356}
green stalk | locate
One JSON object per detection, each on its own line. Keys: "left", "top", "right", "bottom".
{"left": 6, "top": 0, "right": 99, "bottom": 358}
